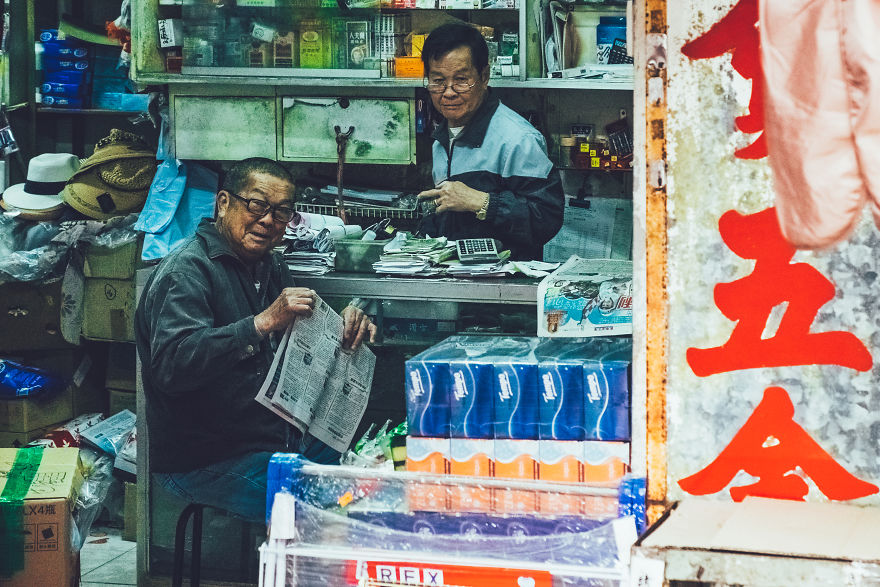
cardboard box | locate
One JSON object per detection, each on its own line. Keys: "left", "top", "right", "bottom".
{"left": 108, "top": 388, "right": 136, "bottom": 416}
{"left": 493, "top": 439, "right": 538, "bottom": 514}
{"left": 345, "top": 21, "right": 370, "bottom": 69}
{"left": 405, "top": 437, "right": 450, "bottom": 512}
{"left": 82, "top": 238, "right": 142, "bottom": 280}
{"left": 632, "top": 498, "right": 880, "bottom": 586}
{"left": 449, "top": 438, "right": 493, "bottom": 512}
{"left": 105, "top": 343, "right": 136, "bottom": 391}
{"left": 394, "top": 56, "right": 423, "bottom": 78}
{"left": 537, "top": 440, "right": 582, "bottom": 513}
{"left": 0, "top": 279, "right": 73, "bottom": 352}
{"left": 0, "top": 350, "right": 101, "bottom": 432}
{"left": 82, "top": 278, "right": 136, "bottom": 342}
{"left": 123, "top": 480, "right": 137, "bottom": 542}
{"left": 0, "top": 423, "right": 62, "bottom": 448}
{"left": 0, "top": 448, "right": 82, "bottom": 587}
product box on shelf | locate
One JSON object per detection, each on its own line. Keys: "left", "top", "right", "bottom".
{"left": 492, "top": 338, "right": 541, "bottom": 440}
{"left": 405, "top": 436, "right": 449, "bottom": 511}
{"left": 493, "top": 438, "right": 538, "bottom": 513}
{"left": 262, "top": 456, "right": 641, "bottom": 586}
{"left": 449, "top": 438, "right": 493, "bottom": 512}
{"left": 538, "top": 256, "right": 633, "bottom": 337}
{"left": 0, "top": 447, "right": 83, "bottom": 587}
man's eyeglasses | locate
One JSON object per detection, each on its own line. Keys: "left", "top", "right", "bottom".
{"left": 423, "top": 78, "right": 478, "bottom": 95}
{"left": 227, "top": 191, "right": 296, "bottom": 223}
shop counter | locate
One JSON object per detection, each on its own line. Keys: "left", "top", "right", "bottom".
{"left": 294, "top": 272, "right": 540, "bottom": 305}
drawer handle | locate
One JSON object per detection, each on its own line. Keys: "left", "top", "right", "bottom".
{"left": 7, "top": 306, "right": 29, "bottom": 318}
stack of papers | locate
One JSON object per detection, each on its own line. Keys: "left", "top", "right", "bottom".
{"left": 373, "top": 234, "right": 456, "bottom": 275}
{"left": 284, "top": 251, "right": 335, "bottom": 275}
{"left": 442, "top": 260, "right": 562, "bottom": 278}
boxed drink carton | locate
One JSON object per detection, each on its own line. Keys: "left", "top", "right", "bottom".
{"left": 405, "top": 437, "right": 449, "bottom": 511}
{"left": 449, "top": 438, "right": 493, "bottom": 512}
{"left": 493, "top": 439, "right": 538, "bottom": 514}
{"left": 0, "top": 447, "right": 83, "bottom": 587}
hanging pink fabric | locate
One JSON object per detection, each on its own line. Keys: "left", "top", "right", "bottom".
{"left": 760, "top": 0, "right": 880, "bottom": 248}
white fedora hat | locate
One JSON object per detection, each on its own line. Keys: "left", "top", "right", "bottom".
{"left": 1, "top": 153, "right": 81, "bottom": 219}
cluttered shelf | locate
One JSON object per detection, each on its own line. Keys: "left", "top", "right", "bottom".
{"left": 295, "top": 271, "right": 540, "bottom": 304}
{"left": 132, "top": 71, "right": 634, "bottom": 91}
{"left": 36, "top": 107, "right": 147, "bottom": 115}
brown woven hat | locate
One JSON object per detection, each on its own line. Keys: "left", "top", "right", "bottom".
{"left": 62, "top": 129, "right": 157, "bottom": 220}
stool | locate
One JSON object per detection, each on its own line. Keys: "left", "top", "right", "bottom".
{"left": 172, "top": 503, "right": 205, "bottom": 587}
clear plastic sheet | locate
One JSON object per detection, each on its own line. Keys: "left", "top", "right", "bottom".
{"left": 261, "top": 457, "right": 638, "bottom": 586}
{"left": 71, "top": 447, "right": 118, "bottom": 551}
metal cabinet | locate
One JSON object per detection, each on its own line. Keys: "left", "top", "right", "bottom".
{"left": 173, "top": 95, "right": 277, "bottom": 160}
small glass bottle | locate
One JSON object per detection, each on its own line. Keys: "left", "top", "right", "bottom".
{"left": 559, "top": 136, "right": 576, "bottom": 168}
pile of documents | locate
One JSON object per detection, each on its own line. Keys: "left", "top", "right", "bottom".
{"left": 443, "top": 259, "right": 561, "bottom": 278}
{"left": 372, "top": 234, "right": 456, "bottom": 275}
{"left": 282, "top": 212, "right": 362, "bottom": 274}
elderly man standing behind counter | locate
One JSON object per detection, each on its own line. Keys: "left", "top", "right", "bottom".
{"left": 417, "top": 23, "right": 565, "bottom": 260}
{"left": 135, "top": 158, "right": 375, "bottom": 522}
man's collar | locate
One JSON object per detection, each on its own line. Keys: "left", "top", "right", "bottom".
{"left": 431, "top": 89, "right": 500, "bottom": 149}
{"left": 197, "top": 218, "right": 244, "bottom": 262}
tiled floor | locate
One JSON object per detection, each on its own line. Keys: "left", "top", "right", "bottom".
{"left": 80, "top": 525, "right": 137, "bottom": 586}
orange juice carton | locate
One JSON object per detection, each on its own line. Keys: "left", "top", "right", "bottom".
{"left": 537, "top": 440, "right": 583, "bottom": 514}
{"left": 449, "top": 438, "right": 494, "bottom": 512}
{"left": 493, "top": 439, "right": 538, "bottom": 514}
{"left": 406, "top": 436, "right": 450, "bottom": 511}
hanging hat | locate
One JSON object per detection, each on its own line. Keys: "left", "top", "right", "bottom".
{"left": 62, "top": 129, "right": 157, "bottom": 220}
{"left": 0, "top": 153, "right": 81, "bottom": 220}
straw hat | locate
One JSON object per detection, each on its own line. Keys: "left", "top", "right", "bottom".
{"left": 62, "top": 129, "right": 157, "bottom": 220}
{"left": 0, "top": 153, "right": 81, "bottom": 220}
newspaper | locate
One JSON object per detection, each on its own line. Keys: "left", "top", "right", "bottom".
{"left": 255, "top": 297, "right": 376, "bottom": 453}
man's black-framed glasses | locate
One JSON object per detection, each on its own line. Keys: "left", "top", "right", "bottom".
{"left": 227, "top": 191, "right": 296, "bottom": 223}
{"left": 423, "top": 77, "right": 478, "bottom": 94}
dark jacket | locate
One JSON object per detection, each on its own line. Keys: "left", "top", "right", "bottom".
{"left": 135, "top": 220, "right": 295, "bottom": 473}
{"left": 419, "top": 91, "right": 565, "bottom": 260}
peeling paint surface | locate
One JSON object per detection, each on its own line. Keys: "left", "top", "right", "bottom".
{"left": 175, "top": 96, "right": 277, "bottom": 160}
{"left": 666, "top": 1, "right": 880, "bottom": 504}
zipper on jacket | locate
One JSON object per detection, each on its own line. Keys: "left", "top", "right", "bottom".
{"left": 446, "top": 138, "right": 455, "bottom": 180}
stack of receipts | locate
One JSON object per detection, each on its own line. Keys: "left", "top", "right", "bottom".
{"left": 283, "top": 212, "right": 361, "bottom": 274}
{"left": 255, "top": 296, "right": 376, "bottom": 453}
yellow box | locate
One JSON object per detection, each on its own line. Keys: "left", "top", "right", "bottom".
{"left": 394, "top": 56, "right": 424, "bottom": 78}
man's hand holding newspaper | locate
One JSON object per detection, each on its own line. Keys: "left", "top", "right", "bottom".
{"left": 255, "top": 296, "right": 376, "bottom": 453}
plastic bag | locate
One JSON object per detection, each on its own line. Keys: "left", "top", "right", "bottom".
{"left": 0, "top": 359, "right": 65, "bottom": 399}
{"left": 0, "top": 214, "right": 69, "bottom": 283}
{"left": 71, "top": 447, "right": 118, "bottom": 550}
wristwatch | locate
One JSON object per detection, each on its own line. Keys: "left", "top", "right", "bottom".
{"left": 475, "top": 193, "right": 490, "bottom": 220}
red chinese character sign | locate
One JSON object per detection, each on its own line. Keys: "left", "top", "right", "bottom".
{"left": 665, "top": 0, "right": 880, "bottom": 506}
{"left": 686, "top": 208, "right": 872, "bottom": 376}
{"left": 679, "top": 386, "right": 878, "bottom": 502}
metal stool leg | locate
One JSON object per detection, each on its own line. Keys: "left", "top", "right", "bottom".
{"left": 191, "top": 505, "right": 203, "bottom": 587}
{"left": 172, "top": 503, "right": 203, "bottom": 587}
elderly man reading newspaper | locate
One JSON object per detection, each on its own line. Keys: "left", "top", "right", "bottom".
{"left": 136, "top": 157, "right": 376, "bottom": 522}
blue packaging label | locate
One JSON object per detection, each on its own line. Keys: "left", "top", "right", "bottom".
{"left": 40, "top": 82, "right": 85, "bottom": 97}
{"left": 538, "top": 362, "right": 585, "bottom": 441}
{"left": 493, "top": 362, "right": 540, "bottom": 440}
{"left": 583, "top": 363, "right": 630, "bottom": 440}
{"left": 42, "top": 57, "right": 90, "bottom": 71}
{"left": 41, "top": 42, "right": 89, "bottom": 58}
{"left": 41, "top": 95, "right": 84, "bottom": 108}
{"left": 448, "top": 361, "right": 494, "bottom": 439}
{"left": 405, "top": 360, "right": 451, "bottom": 437}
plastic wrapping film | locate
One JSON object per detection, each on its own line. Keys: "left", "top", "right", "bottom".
{"left": 261, "top": 455, "right": 641, "bottom": 586}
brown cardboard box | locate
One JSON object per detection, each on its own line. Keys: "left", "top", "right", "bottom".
{"left": 123, "top": 480, "right": 137, "bottom": 542}
{"left": 82, "top": 278, "right": 136, "bottom": 342}
{"left": 0, "top": 350, "right": 103, "bottom": 432}
{"left": 109, "top": 388, "right": 136, "bottom": 416}
{"left": 0, "top": 278, "right": 74, "bottom": 353}
{"left": 0, "top": 423, "right": 62, "bottom": 448}
{"left": 0, "top": 448, "right": 82, "bottom": 587}
{"left": 105, "top": 343, "right": 136, "bottom": 392}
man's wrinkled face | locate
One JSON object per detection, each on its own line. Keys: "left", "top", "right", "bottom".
{"left": 426, "top": 46, "right": 489, "bottom": 128}
{"left": 216, "top": 171, "right": 294, "bottom": 264}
